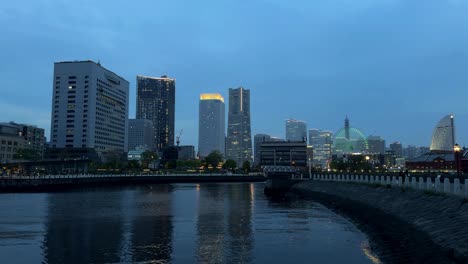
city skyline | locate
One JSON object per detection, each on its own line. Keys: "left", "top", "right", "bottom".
{"left": 2, "top": 1, "right": 468, "bottom": 148}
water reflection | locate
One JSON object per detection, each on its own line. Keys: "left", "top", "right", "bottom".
{"left": 0, "top": 183, "right": 380, "bottom": 264}
{"left": 130, "top": 185, "right": 173, "bottom": 263}
{"left": 43, "top": 191, "right": 125, "bottom": 264}
{"left": 196, "top": 183, "right": 254, "bottom": 264}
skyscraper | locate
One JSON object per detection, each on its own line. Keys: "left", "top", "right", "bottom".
{"left": 390, "top": 142, "right": 403, "bottom": 158}
{"left": 128, "top": 119, "right": 155, "bottom": 151}
{"left": 367, "top": 135, "right": 385, "bottom": 154}
{"left": 136, "top": 75, "right": 175, "bottom": 152}
{"left": 226, "top": 87, "right": 252, "bottom": 166}
{"left": 308, "top": 129, "right": 333, "bottom": 168}
{"left": 50, "top": 61, "right": 129, "bottom": 161}
{"left": 286, "top": 119, "right": 307, "bottom": 142}
{"left": 198, "top": 93, "right": 225, "bottom": 158}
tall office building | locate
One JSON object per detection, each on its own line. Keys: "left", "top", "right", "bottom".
{"left": 308, "top": 129, "right": 333, "bottom": 169}
{"left": 390, "top": 142, "right": 403, "bottom": 158}
{"left": 136, "top": 75, "right": 175, "bottom": 152}
{"left": 198, "top": 93, "right": 225, "bottom": 158}
{"left": 367, "top": 135, "right": 385, "bottom": 154}
{"left": 50, "top": 61, "right": 129, "bottom": 161}
{"left": 254, "top": 134, "right": 271, "bottom": 166}
{"left": 128, "top": 119, "right": 155, "bottom": 152}
{"left": 286, "top": 119, "right": 307, "bottom": 142}
{"left": 226, "top": 87, "right": 252, "bottom": 166}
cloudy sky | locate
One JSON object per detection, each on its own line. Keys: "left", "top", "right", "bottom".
{"left": 1, "top": 0, "right": 468, "bottom": 148}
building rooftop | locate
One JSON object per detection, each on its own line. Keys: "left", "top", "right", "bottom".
{"left": 137, "top": 74, "right": 175, "bottom": 81}
{"left": 55, "top": 60, "right": 128, "bottom": 82}
{"left": 200, "top": 93, "right": 224, "bottom": 103}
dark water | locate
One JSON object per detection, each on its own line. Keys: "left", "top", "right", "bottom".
{"left": 0, "top": 183, "right": 381, "bottom": 264}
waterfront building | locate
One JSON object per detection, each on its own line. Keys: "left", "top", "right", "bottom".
{"left": 198, "top": 93, "right": 225, "bottom": 158}
{"left": 136, "top": 75, "right": 175, "bottom": 152}
{"left": 367, "top": 135, "right": 385, "bottom": 155}
{"left": 178, "top": 145, "right": 195, "bottom": 160}
{"left": 226, "top": 87, "right": 252, "bottom": 166}
{"left": 430, "top": 114, "right": 455, "bottom": 152}
{"left": 254, "top": 134, "right": 271, "bottom": 166}
{"left": 128, "top": 119, "right": 155, "bottom": 152}
{"left": 286, "top": 119, "right": 307, "bottom": 142}
{"left": 0, "top": 123, "right": 25, "bottom": 163}
{"left": 0, "top": 122, "right": 46, "bottom": 163}
{"left": 50, "top": 61, "right": 129, "bottom": 162}
{"left": 259, "top": 141, "right": 307, "bottom": 169}
{"left": 390, "top": 142, "right": 403, "bottom": 158}
{"left": 308, "top": 129, "right": 333, "bottom": 169}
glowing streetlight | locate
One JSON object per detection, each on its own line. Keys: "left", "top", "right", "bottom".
{"left": 454, "top": 143, "right": 461, "bottom": 177}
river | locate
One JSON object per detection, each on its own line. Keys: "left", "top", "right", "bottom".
{"left": 0, "top": 183, "right": 381, "bottom": 263}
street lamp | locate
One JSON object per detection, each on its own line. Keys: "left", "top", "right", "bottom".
{"left": 365, "top": 156, "right": 370, "bottom": 174}
{"left": 454, "top": 143, "right": 461, "bottom": 177}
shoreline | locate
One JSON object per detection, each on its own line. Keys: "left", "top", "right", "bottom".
{"left": 0, "top": 175, "right": 266, "bottom": 193}
{"left": 291, "top": 181, "right": 468, "bottom": 264}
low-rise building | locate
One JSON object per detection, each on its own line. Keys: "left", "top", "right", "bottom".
{"left": 178, "top": 145, "right": 195, "bottom": 160}
{"left": 0, "top": 122, "right": 46, "bottom": 163}
{"left": 259, "top": 141, "right": 307, "bottom": 170}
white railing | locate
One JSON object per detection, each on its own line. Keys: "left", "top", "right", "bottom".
{"left": 312, "top": 173, "right": 468, "bottom": 198}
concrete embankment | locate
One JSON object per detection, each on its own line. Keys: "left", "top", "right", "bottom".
{"left": 292, "top": 181, "right": 468, "bottom": 264}
{"left": 0, "top": 175, "right": 265, "bottom": 193}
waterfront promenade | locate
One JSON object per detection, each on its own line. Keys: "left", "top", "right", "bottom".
{"left": 288, "top": 173, "right": 468, "bottom": 263}
{"left": 0, "top": 173, "right": 266, "bottom": 192}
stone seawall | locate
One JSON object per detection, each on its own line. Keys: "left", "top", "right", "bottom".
{"left": 292, "top": 181, "right": 468, "bottom": 264}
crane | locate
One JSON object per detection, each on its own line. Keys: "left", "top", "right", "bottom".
{"left": 176, "top": 129, "right": 183, "bottom": 147}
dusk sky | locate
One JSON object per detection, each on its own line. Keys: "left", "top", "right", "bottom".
{"left": 2, "top": 0, "right": 468, "bottom": 148}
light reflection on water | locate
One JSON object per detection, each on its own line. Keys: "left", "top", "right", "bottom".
{"left": 0, "top": 183, "right": 380, "bottom": 264}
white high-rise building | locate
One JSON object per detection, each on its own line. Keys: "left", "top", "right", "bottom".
{"left": 198, "top": 93, "right": 225, "bottom": 158}
{"left": 430, "top": 114, "right": 455, "bottom": 152}
{"left": 286, "top": 119, "right": 307, "bottom": 142}
{"left": 50, "top": 61, "right": 129, "bottom": 161}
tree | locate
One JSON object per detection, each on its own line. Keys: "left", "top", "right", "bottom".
{"left": 141, "top": 151, "right": 158, "bottom": 169}
{"left": 242, "top": 161, "right": 251, "bottom": 173}
{"left": 204, "top": 151, "right": 223, "bottom": 170}
{"left": 13, "top": 148, "right": 41, "bottom": 161}
{"left": 223, "top": 159, "right": 237, "bottom": 171}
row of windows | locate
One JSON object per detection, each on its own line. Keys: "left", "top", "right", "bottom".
{"left": 1, "top": 140, "right": 19, "bottom": 146}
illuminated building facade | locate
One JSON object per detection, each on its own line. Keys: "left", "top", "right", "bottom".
{"left": 136, "top": 75, "right": 175, "bottom": 152}
{"left": 198, "top": 93, "right": 225, "bottom": 158}
{"left": 226, "top": 87, "right": 252, "bottom": 166}
{"left": 308, "top": 129, "right": 333, "bottom": 169}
